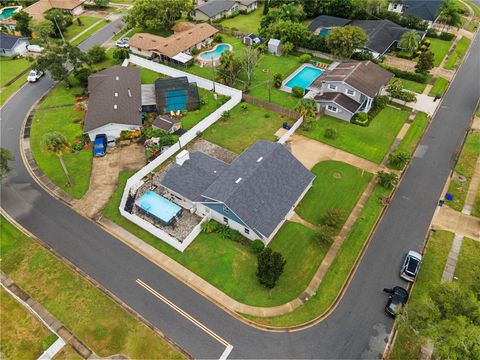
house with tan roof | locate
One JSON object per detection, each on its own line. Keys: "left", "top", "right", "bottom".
{"left": 128, "top": 23, "right": 218, "bottom": 66}
{"left": 24, "top": 0, "right": 85, "bottom": 21}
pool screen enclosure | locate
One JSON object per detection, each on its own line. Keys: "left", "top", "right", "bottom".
{"left": 154, "top": 76, "right": 200, "bottom": 114}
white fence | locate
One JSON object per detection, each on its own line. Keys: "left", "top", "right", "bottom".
{"left": 119, "top": 55, "right": 242, "bottom": 252}
{"left": 277, "top": 116, "right": 304, "bottom": 144}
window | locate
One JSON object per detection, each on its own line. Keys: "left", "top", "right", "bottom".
{"left": 223, "top": 217, "right": 229, "bottom": 224}
{"left": 223, "top": 205, "right": 229, "bottom": 213}
{"left": 244, "top": 228, "right": 250, "bottom": 235}
{"left": 327, "top": 105, "right": 338, "bottom": 113}
{"left": 346, "top": 89, "right": 356, "bottom": 96}
{"left": 328, "top": 84, "right": 337, "bottom": 90}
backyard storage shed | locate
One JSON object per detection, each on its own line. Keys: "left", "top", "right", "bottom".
{"left": 268, "top": 38, "right": 281, "bottom": 56}
{"left": 243, "top": 33, "right": 263, "bottom": 46}
{"left": 0, "top": 33, "right": 29, "bottom": 57}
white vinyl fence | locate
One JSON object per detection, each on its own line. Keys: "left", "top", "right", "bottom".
{"left": 277, "top": 116, "right": 304, "bottom": 144}
{"left": 119, "top": 55, "right": 242, "bottom": 252}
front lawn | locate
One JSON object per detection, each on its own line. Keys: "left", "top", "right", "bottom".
{"left": 0, "top": 76, "right": 26, "bottom": 106}
{"left": 296, "top": 161, "right": 372, "bottom": 226}
{"left": 446, "top": 131, "right": 480, "bottom": 211}
{"left": 300, "top": 107, "right": 409, "bottom": 164}
{"left": 426, "top": 37, "right": 453, "bottom": 67}
{"left": 455, "top": 237, "right": 480, "bottom": 287}
{"left": 202, "top": 101, "right": 291, "bottom": 153}
{"left": 0, "top": 57, "right": 31, "bottom": 87}
{"left": 64, "top": 16, "right": 101, "bottom": 41}
{"left": 0, "top": 216, "right": 184, "bottom": 359}
{"left": 428, "top": 77, "right": 449, "bottom": 96}
{"left": 220, "top": 4, "right": 264, "bottom": 33}
{"left": 444, "top": 37, "right": 471, "bottom": 70}
{"left": 396, "top": 111, "right": 429, "bottom": 155}
{"left": 398, "top": 78, "right": 427, "bottom": 93}
{"left": 103, "top": 172, "right": 330, "bottom": 307}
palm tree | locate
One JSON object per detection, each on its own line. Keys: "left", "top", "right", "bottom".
{"left": 42, "top": 132, "right": 73, "bottom": 187}
{"left": 398, "top": 30, "right": 421, "bottom": 53}
{"left": 295, "top": 99, "right": 317, "bottom": 119}
{"left": 437, "top": 0, "right": 462, "bottom": 30}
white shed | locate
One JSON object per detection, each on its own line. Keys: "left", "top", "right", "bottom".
{"left": 267, "top": 38, "right": 281, "bottom": 56}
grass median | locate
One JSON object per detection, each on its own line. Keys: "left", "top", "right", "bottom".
{"left": 396, "top": 112, "right": 429, "bottom": 155}
{"left": 429, "top": 77, "right": 449, "bottom": 96}
{"left": 71, "top": 20, "right": 109, "bottom": 46}
{"left": 444, "top": 37, "right": 471, "bottom": 70}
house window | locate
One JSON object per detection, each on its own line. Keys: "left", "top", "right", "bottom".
{"left": 244, "top": 228, "right": 250, "bottom": 235}
{"left": 223, "top": 205, "right": 229, "bottom": 213}
{"left": 223, "top": 217, "right": 229, "bottom": 224}
{"left": 346, "top": 89, "right": 356, "bottom": 96}
{"left": 327, "top": 105, "right": 338, "bottom": 113}
{"left": 328, "top": 84, "right": 337, "bottom": 91}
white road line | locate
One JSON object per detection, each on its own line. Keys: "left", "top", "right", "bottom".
{"left": 136, "top": 279, "right": 233, "bottom": 358}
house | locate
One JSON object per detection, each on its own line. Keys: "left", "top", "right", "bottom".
{"left": 160, "top": 141, "right": 315, "bottom": 244}
{"left": 388, "top": 0, "right": 442, "bottom": 26}
{"left": 308, "top": 16, "right": 424, "bottom": 58}
{"left": 243, "top": 33, "right": 263, "bottom": 46}
{"left": 152, "top": 115, "right": 182, "bottom": 134}
{"left": 191, "top": 0, "right": 257, "bottom": 21}
{"left": 24, "top": 0, "right": 85, "bottom": 21}
{"left": 268, "top": 38, "right": 281, "bottom": 56}
{"left": 84, "top": 66, "right": 142, "bottom": 141}
{"left": 128, "top": 23, "right": 218, "bottom": 65}
{"left": 309, "top": 61, "right": 393, "bottom": 121}
{"left": 0, "top": 32, "right": 29, "bottom": 57}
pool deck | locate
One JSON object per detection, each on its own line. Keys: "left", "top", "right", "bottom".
{"left": 280, "top": 63, "right": 325, "bottom": 94}
{"left": 197, "top": 43, "right": 233, "bottom": 68}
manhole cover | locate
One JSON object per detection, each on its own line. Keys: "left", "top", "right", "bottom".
{"left": 332, "top": 171, "right": 342, "bottom": 179}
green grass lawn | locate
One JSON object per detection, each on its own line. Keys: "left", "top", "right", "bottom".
{"left": 397, "top": 78, "right": 427, "bottom": 93}
{"left": 38, "top": 83, "right": 83, "bottom": 108}
{"left": 202, "top": 101, "right": 291, "bottom": 153}
{"left": 446, "top": 131, "right": 480, "bottom": 211}
{"left": 300, "top": 107, "right": 409, "bottom": 164}
{"left": 0, "top": 288, "right": 57, "bottom": 359}
{"left": 71, "top": 20, "right": 109, "bottom": 46}
{"left": 244, "top": 184, "right": 391, "bottom": 326}
{"left": 426, "top": 37, "right": 453, "bottom": 67}
{"left": 0, "top": 57, "right": 32, "bottom": 87}
{"left": 390, "top": 230, "right": 454, "bottom": 360}
{"left": 472, "top": 187, "right": 480, "bottom": 217}
{"left": 296, "top": 161, "right": 372, "bottom": 226}
{"left": 444, "top": 37, "right": 471, "bottom": 70}
{"left": 64, "top": 16, "right": 101, "bottom": 40}
{"left": 428, "top": 77, "right": 449, "bottom": 96}
{"left": 0, "top": 76, "right": 26, "bottom": 106}
{"left": 103, "top": 172, "right": 330, "bottom": 306}
{"left": 30, "top": 91, "right": 92, "bottom": 199}
{"left": 220, "top": 4, "right": 264, "bottom": 33}
{"left": 396, "top": 112, "right": 429, "bottom": 155}
{"left": 0, "top": 216, "right": 184, "bottom": 359}
{"left": 454, "top": 237, "right": 480, "bottom": 287}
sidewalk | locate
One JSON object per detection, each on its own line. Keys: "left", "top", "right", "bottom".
{"left": 432, "top": 206, "right": 480, "bottom": 241}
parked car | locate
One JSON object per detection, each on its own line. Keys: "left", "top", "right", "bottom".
{"left": 26, "top": 44, "right": 44, "bottom": 53}
{"left": 93, "top": 134, "right": 107, "bottom": 157}
{"left": 400, "top": 251, "right": 422, "bottom": 282}
{"left": 27, "top": 70, "right": 44, "bottom": 82}
{"left": 383, "top": 286, "right": 409, "bottom": 317}
{"left": 116, "top": 37, "right": 130, "bottom": 48}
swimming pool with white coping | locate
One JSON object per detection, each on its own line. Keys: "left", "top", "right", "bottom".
{"left": 282, "top": 64, "right": 324, "bottom": 93}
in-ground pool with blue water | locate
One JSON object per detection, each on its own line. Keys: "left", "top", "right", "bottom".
{"left": 163, "top": 89, "right": 188, "bottom": 113}
{"left": 200, "top": 44, "right": 230, "bottom": 60}
{"left": 0, "top": 7, "right": 20, "bottom": 20}
{"left": 137, "top": 191, "right": 182, "bottom": 225}
{"left": 285, "top": 66, "right": 324, "bottom": 90}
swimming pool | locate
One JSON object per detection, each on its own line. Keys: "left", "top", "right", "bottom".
{"left": 163, "top": 89, "right": 188, "bottom": 113}
{"left": 0, "top": 6, "right": 21, "bottom": 20}
{"left": 136, "top": 191, "right": 182, "bottom": 225}
{"left": 284, "top": 65, "right": 324, "bottom": 91}
{"left": 199, "top": 44, "right": 231, "bottom": 61}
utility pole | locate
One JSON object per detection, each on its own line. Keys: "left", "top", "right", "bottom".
{"left": 48, "top": 0, "right": 65, "bottom": 43}
{"left": 211, "top": 58, "right": 216, "bottom": 93}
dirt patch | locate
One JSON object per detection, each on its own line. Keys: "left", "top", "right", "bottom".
{"left": 383, "top": 55, "right": 417, "bottom": 72}
{"left": 188, "top": 139, "right": 237, "bottom": 164}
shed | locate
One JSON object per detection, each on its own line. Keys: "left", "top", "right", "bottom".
{"left": 152, "top": 114, "right": 182, "bottom": 134}
{"left": 267, "top": 38, "right": 281, "bottom": 56}
{"left": 243, "top": 33, "right": 263, "bottom": 46}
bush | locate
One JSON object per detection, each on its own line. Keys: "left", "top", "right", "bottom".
{"left": 273, "top": 73, "right": 283, "bottom": 88}
{"left": 317, "top": 225, "right": 335, "bottom": 244}
{"left": 352, "top": 111, "right": 369, "bottom": 126}
{"left": 426, "top": 29, "right": 455, "bottom": 41}
{"left": 256, "top": 248, "right": 286, "bottom": 289}
{"left": 351, "top": 50, "right": 374, "bottom": 61}
{"left": 299, "top": 54, "right": 312, "bottom": 63}
{"left": 74, "top": 67, "right": 92, "bottom": 88}
{"left": 191, "top": 48, "right": 200, "bottom": 55}
{"left": 292, "top": 86, "right": 304, "bottom": 98}
{"left": 389, "top": 150, "right": 410, "bottom": 169}
{"left": 368, "top": 95, "right": 389, "bottom": 119}
{"left": 380, "top": 64, "right": 428, "bottom": 83}
{"left": 416, "top": 51, "right": 434, "bottom": 74}
{"left": 217, "top": 225, "right": 242, "bottom": 242}
{"left": 302, "top": 119, "right": 314, "bottom": 131}
{"left": 213, "top": 33, "right": 223, "bottom": 43}
{"left": 87, "top": 45, "right": 106, "bottom": 64}
{"left": 251, "top": 240, "right": 265, "bottom": 254}
{"left": 112, "top": 48, "right": 129, "bottom": 61}
{"left": 324, "top": 127, "right": 338, "bottom": 139}
{"left": 377, "top": 170, "right": 398, "bottom": 189}
{"left": 240, "top": 103, "right": 248, "bottom": 111}
{"left": 201, "top": 220, "right": 219, "bottom": 233}
{"left": 324, "top": 208, "right": 347, "bottom": 229}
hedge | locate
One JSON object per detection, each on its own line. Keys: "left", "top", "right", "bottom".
{"left": 426, "top": 29, "right": 455, "bottom": 41}
{"left": 380, "top": 64, "right": 429, "bottom": 83}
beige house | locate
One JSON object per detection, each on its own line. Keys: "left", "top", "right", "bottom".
{"left": 24, "top": 0, "right": 85, "bottom": 21}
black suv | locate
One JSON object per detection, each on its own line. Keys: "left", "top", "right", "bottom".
{"left": 383, "top": 286, "right": 408, "bottom": 317}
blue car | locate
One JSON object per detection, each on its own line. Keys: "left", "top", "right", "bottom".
{"left": 93, "top": 134, "right": 107, "bottom": 157}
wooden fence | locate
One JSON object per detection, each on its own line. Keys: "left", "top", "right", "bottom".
{"left": 242, "top": 94, "right": 301, "bottom": 119}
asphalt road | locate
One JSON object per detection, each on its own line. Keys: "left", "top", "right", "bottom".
{"left": 1, "top": 11, "right": 479, "bottom": 359}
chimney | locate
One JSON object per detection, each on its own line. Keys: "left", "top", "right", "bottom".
{"left": 176, "top": 150, "right": 190, "bottom": 166}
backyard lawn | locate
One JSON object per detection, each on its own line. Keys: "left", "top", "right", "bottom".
{"left": 296, "top": 161, "right": 372, "bottom": 226}
{"left": 426, "top": 37, "right": 453, "bottom": 67}
{"left": 0, "top": 216, "right": 184, "bottom": 359}
{"left": 202, "top": 101, "right": 292, "bottom": 153}
{"left": 396, "top": 112, "right": 429, "bottom": 155}
{"left": 444, "top": 37, "right": 471, "bottom": 70}
{"left": 300, "top": 107, "right": 409, "bottom": 163}
{"left": 446, "top": 131, "right": 480, "bottom": 211}
{"left": 220, "top": 4, "right": 264, "bottom": 33}
{"left": 428, "top": 77, "right": 449, "bottom": 96}
{"left": 0, "top": 288, "right": 57, "bottom": 360}
{"left": 64, "top": 16, "right": 101, "bottom": 40}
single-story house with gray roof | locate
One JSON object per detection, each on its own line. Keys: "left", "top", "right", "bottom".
{"left": 0, "top": 32, "right": 29, "bottom": 57}
{"left": 159, "top": 140, "right": 315, "bottom": 243}
{"left": 192, "top": 0, "right": 257, "bottom": 21}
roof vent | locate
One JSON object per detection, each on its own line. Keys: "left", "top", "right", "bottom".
{"left": 128, "top": 88, "right": 132, "bottom": 97}
{"left": 235, "top": 177, "right": 242, "bottom": 184}
{"left": 114, "top": 92, "right": 118, "bottom": 97}
{"left": 114, "top": 104, "right": 117, "bottom": 109}
{"left": 257, "top": 157, "right": 263, "bottom": 162}
{"left": 115, "top": 76, "right": 119, "bottom": 80}
{"left": 176, "top": 150, "right": 190, "bottom": 166}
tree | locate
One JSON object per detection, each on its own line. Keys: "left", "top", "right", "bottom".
{"left": 0, "top": 148, "right": 15, "bottom": 181}
{"left": 273, "top": 73, "right": 283, "bottom": 88}
{"left": 45, "top": 9, "right": 73, "bottom": 38}
{"left": 260, "top": 2, "right": 305, "bottom": 28}
{"left": 112, "top": 47, "right": 129, "bottom": 62}
{"left": 87, "top": 45, "right": 106, "bottom": 64}
{"left": 437, "top": 0, "right": 462, "bottom": 29}
{"left": 319, "top": 0, "right": 355, "bottom": 17}
{"left": 295, "top": 98, "right": 317, "bottom": 119}
{"left": 415, "top": 51, "right": 435, "bottom": 74}
{"left": 30, "top": 20, "right": 54, "bottom": 41}
{"left": 389, "top": 150, "right": 410, "bottom": 169}
{"left": 399, "top": 29, "right": 421, "bottom": 53}
{"left": 263, "top": 0, "right": 270, "bottom": 15}
{"left": 126, "top": 0, "right": 191, "bottom": 32}
{"left": 281, "top": 41, "right": 294, "bottom": 56}
{"left": 42, "top": 132, "right": 73, "bottom": 187}
{"left": 324, "top": 208, "right": 347, "bottom": 229}
{"left": 240, "top": 46, "right": 261, "bottom": 90}
{"left": 94, "top": 0, "right": 110, "bottom": 7}
{"left": 256, "top": 248, "right": 286, "bottom": 289}
{"left": 363, "top": 0, "right": 387, "bottom": 16}
{"left": 74, "top": 67, "right": 92, "bottom": 88}
{"left": 326, "top": 26, "right": 368, "bottom": 59}
{"left": 377, "top": 170, "right": 398, "bottom": 189}
{"left": 217, "top": 50, "right": 241, "bottom": 87}
{"left": 12, "top": 10, "right": 32, "bottom": 37}
{"left": 261, "top": 20, "right": 311, "bottom": 48}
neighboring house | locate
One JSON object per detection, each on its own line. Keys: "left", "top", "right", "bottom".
{"left": 308, "top": 15, "right": 424, "bottom": 58}
{"left": 0, "top": 32, "right": 29, "bottom": 57}
{"left": 152, "top": 115, "right": 182, "bottom": 134}
{"left": 160, "top": 141, "right": 315, "bottom": 244}
{"left": 84, "top": 66, "right": 142, "bottom": 141}
{"left": 309, "top": 61, "right": 393, "bottom": 121}
{"left": 191, "top": 0, "right": 257, "bottom": 21}
{"left": 268, "top": 38, "right": 281, "bottom": 55}
{"left": 129, "top": 23, "right": 218, "bottom": 66}
{"left": 24, "top": 0, "right": 85, "bottom": 21}
{"left": 388, "top": 0, "right": 442, "bottom": 25}
{"left": 236, "top": 0, "right": 258, "bottom": 12}
{"left": 243, "top": 33, "right": 263, "bottom": 46}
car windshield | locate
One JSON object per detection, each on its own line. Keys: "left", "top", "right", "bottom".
{"left": 406, "top": 258, "right": 419, "bottom": 274}
{"left": 29, "top": 71, "right": 36, "bottom": 76}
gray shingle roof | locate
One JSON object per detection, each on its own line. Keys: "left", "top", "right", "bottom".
{"left": 401, "top": 0, "right": 442, "bottom": 22}
{"left": 0, "top": 32, "right": 29, "bottom": 50}
{"left": 308, "top": 15, "right": 351, "bottom": 32}
{"left": 315, "top": 92, "right": 361, "bottom": 113}
{"left": 161, "top": 152, "right": 229, "bottom": 202}
{"left": 202, "top": 141, "right": 315, "bottom": 238}
{"left": 84, "top": 66, "right": 142, "bottom": 132}
{"left": 195, "top": 0, "right": 236, "bottom": 18}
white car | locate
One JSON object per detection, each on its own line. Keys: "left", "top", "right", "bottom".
{"left": 400, "top": 250, "right": 422, "bottom": 282}
{"left": 116, "top": 37, "right": 130, "bottom": 48}
{"left": 27, "top": 70, "right": 44, "bottom": 83}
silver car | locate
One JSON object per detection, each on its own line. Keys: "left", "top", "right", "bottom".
{"left": 400, "top": 250, "right": 422, "bottom": 282}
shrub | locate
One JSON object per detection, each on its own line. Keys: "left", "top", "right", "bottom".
{"left": 191, "top": 47, "right": 200, "bottom": 55}
{"left": 240, "top": 103, "right": 248, "bottom": 111}
{"left": 299, "top": 54, "right": 312, "bottom": 63}
{"left": 87, "top": 45, "right": 106, "bottom": 64}
{"left": 112, "top": 48, "right": 129, "bottom": 61}
{"left": 352, "top": 111, "right": 369, "bottom": 126}
{"left": 264, "top": 113, "right": 270, "bottom": 118}
{"left": 217, "top": 225, "right": 241, "bottom": 241}
{"left": 351, "top": 50, "right": 374, "bottom": 61}
{"left": 389, "top": 150, "right": 410, "bottom": 169}
{"left": 380, "top": 64, "right": 428, "bottom": 83}
{"left": 251, "top": 240, "right": 265, "bottom": 254}
{"left": 77, "top": 17, "right": 82, "bottom": 26}
{"left": 256, "top": 248, "right": 286, "bottom": 289}
{"left": 367, "top": 95, "right": 389, "bottom": 119}
{"left": 377, "top": 170, "right": 398, "bottom": 189}
{"left": 324, "top": 127, "right": 338, "bottom": 139}
{"left": 415, "top": 51, "right": 434, "bottom": 74}
{"left": 273, "top": 73, "right": 283, "bottom": 88}
{"left": 324, "top": 208, "right": 347, "bottom": 229}
{"left": 426, "top": 29, "right": 455, "bottom": 41}
{"left": 302, "top": 119, "right": 314, "bottom": 131}
{"left": 213, "top": 33, "right": 223, "bottom": 43}
{"left": 201, "top": 220, "right": 219, "bottom": 233}
{"left": 317, "top": 225, "right": 335, "bottom": 245}
{"left": 292, "top": 86, "right": 304, "bottom": 98}
{"left": 221, "top": 110, "right": 231, "bottom": 121}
